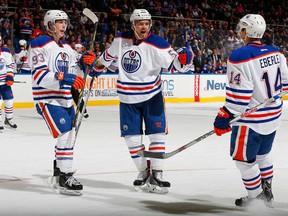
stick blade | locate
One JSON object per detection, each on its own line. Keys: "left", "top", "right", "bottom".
{"left": 83, "top": 8, "right": 98, "bottom": 23}
{"left": 137, "top": 150, "right": 165, "bottom": 159}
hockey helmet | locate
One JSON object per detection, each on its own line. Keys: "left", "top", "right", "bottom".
{"left": 235, "top": 14, "right": 266, "bottom": 38}
{"left": 44, "top": 10, "right": 69, "bottom": 30}
{"left": 75, "top": 43, "right": 83, "bottom": 49}
{"left": 130, "top": 9, "right": 152, "bottom": 27}
{"left": 19, "top": 39, "right": 27, "bottom": 47}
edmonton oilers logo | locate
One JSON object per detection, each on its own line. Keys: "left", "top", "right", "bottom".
{"left": 121, "top": 50, "right": 141, "bottom": 73}
{"left": 55, "top": 52, "right": 69, "bottom": 73}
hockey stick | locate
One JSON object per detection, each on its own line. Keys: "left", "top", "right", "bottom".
{"left": 137, "top": 90, "right": 288, "bottom": 159}
{"left": 0, "top": 80, "right": 26, "bottom": 83}
{"left": 69, "top": 8, "right": 98, "bottom": 148}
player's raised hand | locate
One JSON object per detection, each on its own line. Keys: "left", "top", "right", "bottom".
{"left": 82, "top": 51, "right": 97, "bottom": 67}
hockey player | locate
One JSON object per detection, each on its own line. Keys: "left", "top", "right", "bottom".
{"left": 83, "top": 9, "right": 193, "bottom": 193}
{"left": 0, "top": 35, "right": 17, "bottom": 131}
{"left": 28, "top": 10, "right": 89, "bottom": 195}
{"left": 14, "top": 39, "right": 31, "bottom": 74}
{"left": 213, "top": 14, "right": 288, "bottom": 207}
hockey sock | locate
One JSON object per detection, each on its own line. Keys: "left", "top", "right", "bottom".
{"left": 124, "top": 135, "right": 148, "bottom": 171}
{"left": 256, "top": 153, "right": 273, "bottom": 181}
{"left": 4, "top": 99, "right": 13, "bottom": 119}
{"left": 235, "top": 160, "right": 262, "bottom": 198}
{"left": 55, "top": 131, "right": 74, "bottom": 173}
{"left": 148, "top": 133, "right": 165, "bottom": 171}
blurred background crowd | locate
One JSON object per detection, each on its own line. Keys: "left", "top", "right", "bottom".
{"left": 1, "top": 0, "right": 288, "bottom": 74}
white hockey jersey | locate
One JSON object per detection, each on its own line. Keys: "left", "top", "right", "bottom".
{"left": 99, "top": 31, "right": 179, "bottom": 104}
{"left": 225, "top": 42, "right": 288, "bottom": 134}
{"left": 0, "top": 47, "right": 15, "bottom": 86}
{"left": 14, "top": 49, "right": 30, "bottom": 72}
{"left": 28, "top": 35, "right": 81, "bottom": 108}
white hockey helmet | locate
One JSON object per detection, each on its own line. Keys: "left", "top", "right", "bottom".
{"left": 130, "top": 9, "right": 152, "bottom": 27}
{"left": 75, "top": 43, "right": 83, "bottom": 49}
{"left": 44, "top": 10, "right": 69, "bottom": 30}
{"left": 235, "top": 14, "right": 266, "bottom": 38}
{"left": 19, "top": 39, "right": 27, "bottom": 47}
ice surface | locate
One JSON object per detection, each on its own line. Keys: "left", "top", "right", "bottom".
{"left": 1, "top": 102, "right": 288, "bottom": 216}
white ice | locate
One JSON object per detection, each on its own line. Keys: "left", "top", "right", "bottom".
{"left": 1, "top": 102, "right": 288, "bottom": 216}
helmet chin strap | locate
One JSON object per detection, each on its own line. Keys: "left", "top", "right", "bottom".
{"left": 48, "top": 22, "right": 66, "bottom": 41}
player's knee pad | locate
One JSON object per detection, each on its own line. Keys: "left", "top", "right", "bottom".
{"left": 124, "top": 135, "right": 143, "bottom": 148}
{"left": 56, "top": 131, "right": 73, "bottom": 149}
{"left": 256, "top": 152, "right": 271, "bottom": 163}
{"left": 3, "top": 99, "right": 13, "bottom": 108}
{"left": 235, "top": 160, "right": 259, "bottom": 177}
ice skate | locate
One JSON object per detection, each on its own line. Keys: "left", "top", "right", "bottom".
{"left": 148, "top": 170, "right": 170, "bottom": 194}
{"left": 262, "top": 179, "right": 274, "bottom": 208}
{"left": 134, "top": 167, "right": 150, "bottom": 191}
{"left": 4, "top": 118, "right": 17, "bottom": 129}
{"left": 47, "top": 160, "right": 60, "bottom": 190}
{"left": 235, "top": 190, "right": 274, "bottom": 208}
{"left": 58, "top": 172, "right": 83, "bottom": 196}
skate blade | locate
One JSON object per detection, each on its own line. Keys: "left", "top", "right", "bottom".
{"left": 58, "top": 187, "right": 83, "bottom": 196}
{"left": 264, "top": 201, "right": 274, "bottom": 208}
{"left": 47, "top": 176, "right": 82, "bottom": 196}
{"left": 4, "top": 125, "right": 17, "bottom": 130}
{"left": 148, "top": 184, "right": 169, "bottom": 194}
{"left": 134, "top": 183, "right": 150, "bottom": 192}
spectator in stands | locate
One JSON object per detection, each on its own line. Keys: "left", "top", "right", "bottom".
{"left": 193, "top": 49, "right": 205, "bottom": 73}
{"left": 214, "top": 59, "right": 226, "bottom": 74}
{"left": 31, "top": 23, "right": 43, "bottom": 39}
{"left": 19, "top": 8, "right": 34, "bottom": 44}
{"left": 211, "top": 47, "right": 221, "bottom": 65}
{"left": 201, "top": 62, "right": 214, "bottom": 74}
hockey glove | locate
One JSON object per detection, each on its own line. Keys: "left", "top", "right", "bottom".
{"left": 21, "top": 56, "right": 27, "bottom": 62}
{"left": 89, "top": 58, "right": 106, "bottom": 77}
{"left": 177, "top": 47, "right": 193, "bottom": 65}
{"left": 55, "top": 72, "right": 85, "bottom": 90}
{"left": 82, "top": 51, "right": 97, "bottom": 67}
{"left": 5, "top": 72, "right": 14, "bottom": 86}
{"left": 213, "top": 106, "right": 234, "bottom": 136}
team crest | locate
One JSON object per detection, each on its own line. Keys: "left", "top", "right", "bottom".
{"left": 55, "top": 52, "right": 69, "bottom": 73}
{"left": 121, "top": 50, "right": 141, "bottom": 73}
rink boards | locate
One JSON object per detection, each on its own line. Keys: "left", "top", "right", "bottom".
{"left": 10, "top": 74, "right": 288, "bottom": 108}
